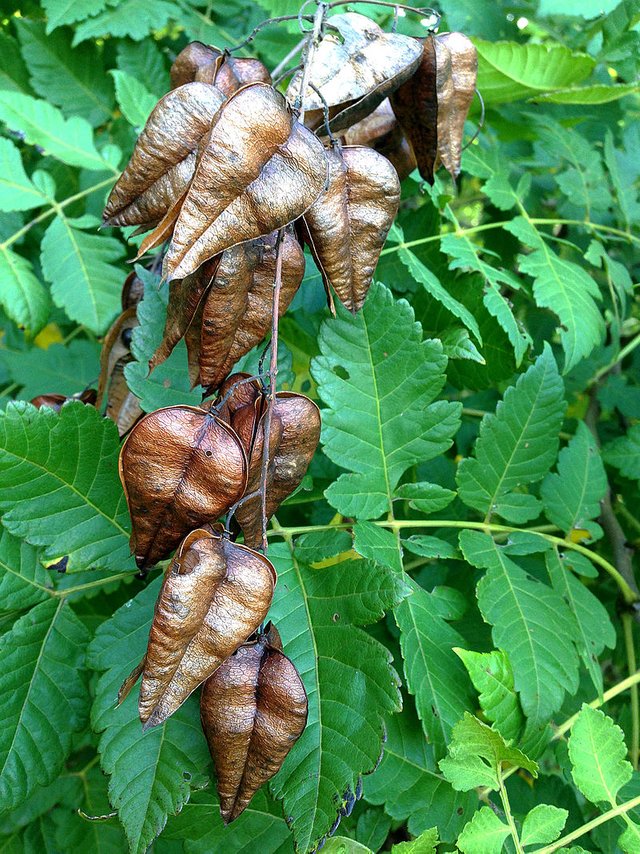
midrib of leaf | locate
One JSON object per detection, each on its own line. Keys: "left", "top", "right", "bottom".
{"left": 479, "top": 44, "right": 581, "bottom": 91}
{"left": 0, "top": 553, "right": 52, "bottom": 596}
{"left": 0, "top": 599, "right": 63, "bottom": 779}
{"left": 131, "top": 722, "right": 167, "bottom": 851}
{"left": 0, "top": 246, "right": 39, "bottom": 317}
{"left": 362, "top": 319, "right": 393, "bottom": 514}
{"left": 56, "top": 214, "right": 99, "bottom": 320}
{"left": 405, "top": 603, "right": 448, "bottom": 749}
{"left": 36, "top": 34, "right": 109, "bottom": 115}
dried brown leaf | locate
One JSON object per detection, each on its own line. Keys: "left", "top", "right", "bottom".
{"left": 200, "top": 626, "right": 307, "bottom": 823}
{"left": 435, "top": 32, "right": 477, "bottom": 178}
{"left": 163, "top": 83, "right": 328, "bottom": 282}
{"left": 118, "top": 406, "right": 247, "bottom": 567}
{"left": 103, "top": 82, "right": 225, "bottom": 227}
{"left": 287, "top": 13, "right": 423, "bottom": 133}
{"left": 302, "top": 144, "right": 400, "bottom": 312}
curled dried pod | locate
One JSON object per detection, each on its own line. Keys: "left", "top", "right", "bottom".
{"left": 344, "top": 100, "right": 416, "bottom": 181}
{"left": 434, "top": 32, "right": 477, "bottom": 179}
{"left": 302, "top": 144, "right": 400, "bottom": 312}
{"left": 119, "top": 406, "right": 247, "bottom": 567}
{"left": 120, "top": 528, "right": 276, "bottom": 728}
{"left": 121, "top": 270, "right": 145, "bottom": 311}
{"left": 170, "top": 41, "right": 222, "bottom": 88}
{"left": 96, "top": 307, "right": 143, "bottom": 437}
{"left": 170, "top": 43, "right": 271, "bottom": 95}
{"left": 200, "top": 623, "right": 307, "bottom": 823}
{"left": 30, "top": 390, "right": 97, "bottom": 411}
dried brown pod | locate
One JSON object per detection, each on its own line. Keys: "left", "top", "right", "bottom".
{"left": 119, "top": 406, "right": 247, "bottom": 567}
{"left": 435, "top": 32, "right": 477, "bottom": 178}
{"left": 121, "top": 270, "right": 145, "bottom": 311}
{"left": 30, "top": 389, "right": 97, "bottom": 411}
{"left": 200, "top": 623, "right": 307, "bottom": 823}
{"left": 96, "top": 307, "right": 143, "bottom": 436}
{"left": 287, "top": 13, "right": 423, "bottom": 133}
{"left": 344, "top": 100, "right": 416, "bottom": 181}
{"left": 163, "top": 83, "right": 328, "bottom": 282}
{"left": 170, "top": 41, "right": 221, "bottom": 88}
{"left": 390, "top": 36, "right": 438, "bottom": 184}
{"left": 302, "top": 145, "right": 400, "bottom": 312}
{"left": 103, "top": 82, "right": 226, "bottom": 228}
{"left": 120, "top": 528, "right": 276, "bottom": 728}
{"left": 170, "top": 43, "right": 271, "bottom": 96}
{"left": 374, "top": 125, "right": 417, "bottom": 181}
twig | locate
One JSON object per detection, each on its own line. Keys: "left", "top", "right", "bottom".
{"left": 271, "top": 36, "right": 307, "bottom": 79}
{"left": 622, "top": 613, "right": 640, "bottom": 769}
{"left": 294, "top": 2, "right": 329, "bottom": 124}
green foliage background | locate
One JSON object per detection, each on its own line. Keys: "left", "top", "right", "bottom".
{"left": 0, "top": 1, "right": 639, "bottom": 852}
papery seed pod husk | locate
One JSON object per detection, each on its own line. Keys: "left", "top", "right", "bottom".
{"left": 30, "top": 390, "right": 97, "bottom": 411}
{"left": 96, "top": 307, "right": 143, "bottom": 437}
{"left": 200, "top": 623, "right": 307, "bottom": 823}
{"left": 121, "top": 270, "right": 145, "bottom": 311}
{"left": 163, "top": 83, "right": 328, "bottom": 282}
{"left": 287, "top": 13, "right": 423, "bottom": 133}
{"left": 302, "top": 145, "right": 400, "bottom": 312}
{"left": 389, "top": 36, "right": 438, "bottom": 184}
{"left": 170, "top": 43, "right": 271, "bottom": 96}
{"left": 434, "top": 32, "right": 477, "bottom": 179}
{"left": 374, "top": 125, "right": 416, "bottom": 181}
{"left": 103, "top": 82, "right": 226, "bottom": 228}
{"left": 120, "top": 528, "right": 276, "bottom": 728}
{"left": 119, "top": 406, "right": 247, "bottom": 567}
{"left": 170, "top": 41, "right": 222, "bottom": 88}
{"left": 344, "top": 100, "right": 416, "bottom": 181}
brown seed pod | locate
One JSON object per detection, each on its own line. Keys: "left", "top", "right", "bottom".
{"left": 170, "top": 42, "right": 271, "bottom": 96}
{"left": 344, "top": 100, "right": 416, "bottom": 181}
{"left": 163, "top": 83, "right": 328, "bottom": 282}
{"left": 287, "top": 13, "right": 423, "bottom": 133}
{"left": 302, "top": 145, "right": 400, "bottom": 312}
{"left": 435, "top": 32, "right": 477, "bottom": 179}
{"left": 96, "top": 307, "right": 143, "bottom": 437}
{"left": 170, "top": 41, "right": 222, "bottom": 88}
{"left": 390, "top": 36, "right": 438, "bottom": 184}
{"left": 119, "top": 528, "right": 276, "bottom": 728}
{"left": 103, "top": 82, "right": 226, "bottom": 228}
{"left": 30, "top": 390, "right": 97, "bottom": 411}
{"left": 118, "top": 406, "right": 247, "bottom": 567}
{"left": 200, "top": 623, "right": 307, "bottom": 823}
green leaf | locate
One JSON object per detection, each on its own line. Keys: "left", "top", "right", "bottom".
{"left": 42, "top": 0, "right": 109, "bottom": 31}
{"left": 353, "top": 522, "right": 403, "bottom": 573}
{"left": 52, "top": 765, "right": 126, "bottom": 853}
{"left": 0, "top": 32, "right": 32, "bottom": 94}
{"left": 402, "top": 535, "right": 458, "bottom": 559}
{"left": 73, "top": 0, "right": 180, "bottom": 44}
{"left": 0, "top": 599, "right": 89, "bottom": 810}
{"left": 541, "top": 422, "right": 607, "bottom": 541}
{"left": 116, "top": 40, "right": 168, "bottom": 97}
{"left": 0, "top": 527, "right": 52, "bottom": 613}
{"left": 293, "top": 529, "right": 353, "bottom": 564}
{"left": 461, "top": 531, "right": 581, "bottom": 727}
{"left": 604, "top": 130, "right": 640, "bottom": 230}
{"left": 15, "top": 20, "right": 113, "bottom": 127}
{"left": 457, "top": 346, "right": 566, "bottom": 523}
{"left": 539, "top": 0, "right": 620, "bottom": 17}
{"left": 474, "top": 39, "right": 595, "bottom": 104}
{"left": 604, "top": 424, "right": 640, "bottom": 480}
{"left": 364, "top": 699, "right": 476, "bottom": 843}
{"left": 545, "top": 548, "right": 615, "bottom": 694}
{"left": 535, "top": 83, "right": 639, "bottom": 104}
{"left": 505, "top": 217, "right": 604, "bottom": 371}
{"left": 323, "top": 838, "right": 373, "bottom": 853}
{"left": 124, "top": 267, "right": 203, "bottom": 411}
{"left": 454, "top": 648, "right": 524, "bottom": 743}
{"left": 394, "top": 482, "right": 456, "bottom": 515}
{"left": 110, "top": 70, "right": 156, "bottom": 129}
{"left": 395, "top": 579, "right": 475, "bottom": 760}
{"left": 456, "top": 807, "right": 510, "bottom": 854}
{"left": 0, "top": 138, "right": 47, "bottom": 212}
{"left": 40, "top": 215, "right": 124, "bottom": 334}
{"left": 391, "top": 827, "right": 438, "bottom": 853}
{"left": 89, "top": 577, "right": 211, "bottom": 854}
{"left": 520, "top": 803, "right": 568, "bottom": 846}
{"left": 0, "top": 401, "right": 134, "bottom": 572}
{"left": 0, "top": 339, "right": 101, "bottom": 401}
{"left": 0, "top": 91, "right": 113, "bottom": 172}
{"left": 569, "top": 705, "right": 632, "bottom": 805}
{"left": 0, "top": 246, "right": 51, "bottom": 335}
{"left": 356, "top": 808, "right": 392, "bottom": 852}
{"left": 439, "top": 713, "right": 537, "bottom": 792}
{"left": 267, "top": 543, "right": 406, "bottom": 853}
{"left": 440, "top": 232, "right": 530, "bottom": 365}
{"left": 311, "top": 282, "right": 461, "bottom": 519}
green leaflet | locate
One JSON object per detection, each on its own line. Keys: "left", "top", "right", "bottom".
{"left": 42, "top": 0, "right": 109, "bottom": 31}
{"left": 353, "top": 522, "right": 403, "bottom": 573}
{"left": 604, "top": 424, "right": 640, "bottom": 480}
{"left": 0, "top": 138, "right": 48, "bottom": 212}
{"left": 536, "top": 82, "right": 639, "bottom": 103}
{"left": 569, "top": 705, "right": 633, "bottom": 804}
{"left": 267, "top": 542, "right": 407, "bottom": 853}
{"left": 88, "top": 577, "right": 211, "bottom": 854}
{"left": 391, "top": 828, "right": 438, "bottom": 853}
{"left": 0, "top": 339, "right": 101, "bottom": 401}
{"left": 110, "top": 70, "right": 156, "bottom": 129}
{"left": 311, "top": 282, "right": 461, "bottom": 520}
{"left": 395, "top": 579, "right": 475, "bottom": 761}
{"left": 0, "top": 245, "right": 51, "bottom": 336}
{"left": 454, "top": 648, "right": 524, "bottom": 742}
{"left": 73, "top": 0, "right": 180, "bottom": 44}
{"left": 364, "top": 698, "right": 476, "bottom": 843}
{"left": 520, "top": 804, "right": 568, "bottom": 846}
{"left": 0, "top": 599, "right": 90, "bottom": 811}
{"left": 51, "top": 765, "right": 126, "bottom": 853}
{"left": 116, "top": 41, "right": 168, "bottom": 97}
{"left": 0, "top": 401, "right": 134, "bottom": 573}
{"left": 541, "top": 422, "right": 607, "bottom": 541}
{"left": 0, "top": 31, "right": 32, "bottom": 94}
{"left": 457, "top": 345, "right": 566, "bottom": 522}
{"left": 0, "top": 527, "right": 52, "bottom": 613}
{"left": 461, "top": 531, "right": 581, "bottom": 728}
{"left": 456, "top": 807, "right": 509, "bottom": 854}
{"left": 41, "top": 214, "right": 124, "bottom": 335}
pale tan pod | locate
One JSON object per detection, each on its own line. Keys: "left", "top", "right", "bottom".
{"left": 435, "top": 32, "right": 477, "bottom": 178}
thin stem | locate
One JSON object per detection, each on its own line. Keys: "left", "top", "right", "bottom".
{"left": 53, "top": 571, "right": 136, "bottom": 597}
{"left": 535, "top": 794, "right": 640, "bottom": 854}
{"left": 498, "top": 772, "right": 524, "bottom": 854}
{"left": 555, "top": 669, "right": 640, "bottom": 738}
{"left": 623, "top": 613, "right": 639, "bottom": 769}
{"left": 271, "top": 36, "right": 307, "bottom": 79}
{"left": 259, "top": 228, "right": 285, "bottom": 553}
{"left": 294, "top": 3, "right": 328, "bottom": 124}
{"left": 590, "top": 331, "right": 640, "bottom": 386}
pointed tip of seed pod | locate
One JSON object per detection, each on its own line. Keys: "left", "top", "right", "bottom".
{"left": 141, "top": 715, "right": 160, "bottom": 733}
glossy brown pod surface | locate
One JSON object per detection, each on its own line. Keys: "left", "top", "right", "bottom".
{"left": 287, "top": 13, "right": 423, "bottom": 133}
{"left": 303, "top": 145, "right": 400, "bottom": 312}
{"left": 199, "top": 52, "right": 272, "bottom": 96}
{"left": 435, "top": 32, "right": 477, "bottom": 178}
{"left": 119, "top": 406, "right": 247, "bottom": 567}
{"left": 390, "top": 37, "right": 438, "bottom": 184}
{"left": 103, "top": 82, "right": 225, "bottom": 228}
{"left": 170, "top": 41, "right": 221, "bottom": 88}
{"left": 344, "top": 100, "right": 416, "bottom": 181}
{"left": 121, "top": 529, "right": 276, "bottom": 728}
{"left": 200, "top": 625, "right": 307, "bottom": 823}
{"left": 163, "top": 83, "right": 328, "bottom": 282}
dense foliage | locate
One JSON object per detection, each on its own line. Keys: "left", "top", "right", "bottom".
{"left": 0, "top": 1, "right": 639, "bottom": 852}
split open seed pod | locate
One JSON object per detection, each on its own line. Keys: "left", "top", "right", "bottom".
{"left": 344, "top": 100, "right": 416, "bottom": 181}
{"left": 119, "top": 406, "right": 247, "bottom": 567}
{"left": 170, "top": 42, "right": 271, "bottom": 95}
{"left": 200, "top": 623, "right": 307, "bottom": 823}
{"left": 119, "top": 528, "right": 276, "bottom": 728}
{"left": 96, "top": 307, "right": 143, "bottom": 437}
{"left": 434, "top": 32, "right": 477, "bottom": 179}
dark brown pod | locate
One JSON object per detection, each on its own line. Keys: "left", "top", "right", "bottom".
{"left": 344, "top": 100, "right": 416, "bottom": 181}
{"left": 30, "top": 389, "right": 97, "bottom": 411}
{"left": 434, "top": 32, "right": 477, "bottom": 178}
{"left": 121, "top": 270, "right": 145, "bottom": 311}
{"left": 170, "top": 41, "right": 222, "bottom": 89}
{"left": 118, "top": 406, "right": 247, "bottom": 567}
{"left": 302, "top": 145, "right": 400, "bottom": 312}
{"left": 200, "top": 623, "right": 307, "bottom": 823}
{"left": 96, "top": 307, "right": 143, "bottom": 437}
{"left": 119, "top": 528, "right": 276, "bottom": 728}
{"left": 198, "top": 52, "right": 272, "bottom": 96}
